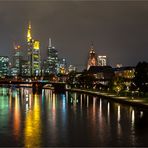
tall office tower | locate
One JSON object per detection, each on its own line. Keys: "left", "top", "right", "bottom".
{"left": 98, "top": 56, "right": 107, "bottom": 66}
{"left": 87, "top": 43, "right": 97, "bottom": 70}
{"left": 13, "top": 43, "right": 22, "bottom": 76}
{"left": 21, "top": 60, "right": 29, "bottom": 76}
{"left": 46, "top": 38, "right": 59, "bottom": 74}
{"left": 26, "top": 22, "right": 41, "bottom": 76}
{"left": 0, "top": 56, "right": 9, "bottom": 77}
{"left": 26, "top": 21, "right": 33, "bottom": 76}
{"left": 32, "top": 40, "right": 41, "bottom": 76}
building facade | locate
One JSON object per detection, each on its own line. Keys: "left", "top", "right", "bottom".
{"left": 44, "top": 38, "right": 59, "bottom": 75}
{"left": 87, "top": 44, "right": 97, "bottom": 70}
{"left": 98, "top": 56, "right": 107, "bottom": 66}
{"left": 0, "top": 56, "right": 9, "bottom": 77}
{"left": 26, "top": 22, "right": 41, "bottom": 76}
{"left": 12, "top": 44, "right": 22, "bottom": 76}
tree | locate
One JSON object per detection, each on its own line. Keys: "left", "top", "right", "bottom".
{"left": 66, "top": 71, "right": 77, "bottom": 88}
{"left": 112, "top": 76, "right": 126, "bottom": 94}
{"left": 77, "top": 72, "right": 96, "bottom": 89}
{"left": 133, "top": 61, "right": 148, "bottom": 94}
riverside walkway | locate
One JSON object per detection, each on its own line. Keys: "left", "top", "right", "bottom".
{"left": 67, "top": 88, "right": 148, "bottom": 109}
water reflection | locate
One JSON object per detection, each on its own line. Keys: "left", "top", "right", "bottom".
{"left": 107, "top": 102, "right": 110, "bottom": 124}
{"left": 117, "top": 105, "right": 121, "bottom": 122}
{"left": 0, "top": 87, "right": 9, "bottom": 133}
{"left": 24, "top": 94, "right": 41, "bottom": 147}
{"left": 0, "top": 87, "right": 148, "bottom": 147}
{"left": 13, "top": 90, "right": 21, "bottom": 140}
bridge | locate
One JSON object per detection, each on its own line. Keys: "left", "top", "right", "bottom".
{"left": 0, "top": 80, "right": 66, "bottom": 93}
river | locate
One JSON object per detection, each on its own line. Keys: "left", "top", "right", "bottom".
{"left": 0, "top": 86, "right": 148, "bottom": 147}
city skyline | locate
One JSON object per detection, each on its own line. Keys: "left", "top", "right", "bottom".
{"left": 0, "top": 1, "right": 148, "bottom": 69}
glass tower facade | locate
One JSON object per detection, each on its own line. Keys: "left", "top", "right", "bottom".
{"left": 0, "top": 56, "right": 9, "bottom": 77}
{"left": 44, "top": 38, "right": 59, "bottom": 75}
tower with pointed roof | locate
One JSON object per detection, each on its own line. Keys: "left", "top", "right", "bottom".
{"left": 87, "top": 43, "right": 97, "bottom": 70}
{"left": 27, "top": 21, "right": 32, "bottom": 43}
{"left": 26, "top": 21, "right": 41, "bottom": 76}
{"left": 43, "top": 38, "right": 59, "bottom": 75}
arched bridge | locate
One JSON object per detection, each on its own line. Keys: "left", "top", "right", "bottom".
{"left": 0, "top": 80, "right": 66, "bottom": 93}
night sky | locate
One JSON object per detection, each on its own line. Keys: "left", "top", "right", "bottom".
{"left": 0, "top": 1, "right": 148, "bottom": 70}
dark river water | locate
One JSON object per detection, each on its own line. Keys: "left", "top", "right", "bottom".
{"left": 0, "top": 87, "right": 148, "bottom": 147}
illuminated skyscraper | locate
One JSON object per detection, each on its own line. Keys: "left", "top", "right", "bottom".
{"left": 27, "top": 21, "right": 32, "bottom": 43}
{"left": 44, "top": 38, "right": 59, "bottom": 75}
{"left": 26, "top": 22, "right": 41, "bottom": 76}
{"left": 12, "top": 43, "right": 22, "bottom": 76}
{"left": 26, "top": 21, "right": 33, "bottom": 76}
{"left": 87, "top": 43, "right": 97, "bottom": 70}
{"left": 32, "top": 40, "right": 41, "bottom": 76}
{"left": 0, "top": 56, "right": 9, "bottom": 77}
{"left": 98, "top": 56, "right": 107, "bottom": 66}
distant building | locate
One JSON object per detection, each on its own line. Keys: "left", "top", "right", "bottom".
{"left": 12, "top": 43, "right": 22, "bottom": 76}
{"left": 59, "top": 58, "right": 67, "bottom": 74}
{"left": 44, "top": 38, "right": 59, "bottom": 75}
{"left": 20, "top": 60, "right": 29, "bottom": 76}
{"left": 87, "top": 44, "right": 97, "bottom": 70}
{"left": 0, "top": 56, "right": 9, "bottom": 77}
{"left": 87, "top": 66, "right": 114, "bottom": 85}
{"left": 116, "top": 64, "right": 123, "bottom": 68}
{"left": 68, "top": 65, "right": 76, "bottom": 73}
{"left": 114, "top": 66, "right": 135, "bottom": 79}
{"left": 98, "top": 56, "right": 107, "bottom": 66}
{"left": 10, "top": 67, "right": 18, "bottom": 76}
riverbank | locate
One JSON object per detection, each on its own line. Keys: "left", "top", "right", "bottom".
{"left": 66, "top": 88, "right": 148, "bottom": 109}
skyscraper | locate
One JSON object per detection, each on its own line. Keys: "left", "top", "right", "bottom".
{"left": 0, "top": 56, "right": 9, "bottom": 77}
{"left": 26, "top": 21, "right": 33, "bottom": 76}
{"left": 32, "top": 40, "right": 41, "bottom": 76}
{"left": 12, "top": 43, "right": 22, "bottom": 76}
{"left": 26, "top": 22, "right": 41, "bottom": 76}
{"left": 87, "top": 43, "right": 97, "bottom": 70}
{"left": 44, "top": 38, "right": 59, "bottom": 75}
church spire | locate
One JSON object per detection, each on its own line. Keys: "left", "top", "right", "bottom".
{"left": 87, "top": 41, "right": 97, "bottom": 70}
{"left": 27, "top": 21, "right": 32, "bottom": 42}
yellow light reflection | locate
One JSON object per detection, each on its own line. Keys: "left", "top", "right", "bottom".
{"left": 131, "top": 109, "right": 135, "bottom": 125}
{"left": 92, "top": 97, "right": 96, "bottom": 121}
{"left": 140, "top": 111, "right": 143, "bottom": 118}
{"left": 99, "top": 98, "right": 102, "bottom": 114}
{"left": 13, "top": 93, "right": 20, "bottom": 139}
{"left": 9, "top": 89, "right": 12, "bottom": 111}
{"left": 98, "top": 98, "right": 104, "bottom": 143}
{"left": 117, "top": 105, "right": 120, "bottom": 122}
{"left": 93, "top": 97, "right": 96, "bottom": 111}
{"left": 24, "top": 94, "right": 41, "bottom": 147}
{"left": 107, "top": 102, "right": 110, "bottom": 124}
{"left": 87, "top": 95, "right": 89, "bottom": 107}
{"left": 131, "top": 109, "right": 136, "bottom": 145}
{"left": 80, "top": 94, "right": 83, "bottom": 108}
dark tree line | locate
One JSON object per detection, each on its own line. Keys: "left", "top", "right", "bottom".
{"left": 133, "top": 61, "right": 148, "bottom": 94}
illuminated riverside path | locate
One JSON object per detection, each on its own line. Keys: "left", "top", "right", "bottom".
{"left": 0, "top": 87, "right": 148, "bottom": 146}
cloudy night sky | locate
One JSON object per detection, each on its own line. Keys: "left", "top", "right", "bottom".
{"left": 0, "top": 0, "right": 148, "bottom": 70}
